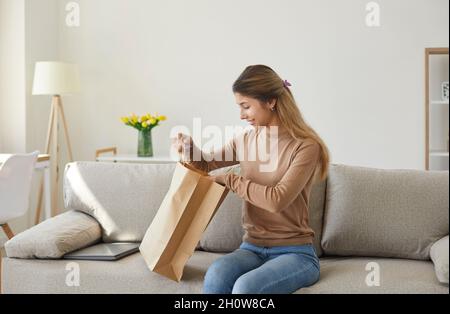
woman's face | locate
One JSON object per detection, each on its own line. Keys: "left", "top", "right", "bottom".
{"left": 234, "top": 93, "right": 278, "bottom": 127}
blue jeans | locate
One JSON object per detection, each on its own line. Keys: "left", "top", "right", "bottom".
{"left": 203, "top": 242, "right": 320, "bottom": 294}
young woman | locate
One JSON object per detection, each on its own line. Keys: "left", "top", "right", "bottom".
{"left": 174, "top": 65, "right": 330, "bottom": 294}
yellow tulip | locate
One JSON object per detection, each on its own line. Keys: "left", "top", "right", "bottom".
{"left": 149, "top": 118, "right": 157, "bottom": 125}
{"left": 142, "top": 121, "right": 148, "bottom": 128}
{"left": 141, "top": 115, "right": 148, "bottom": 122}
{"left": 121, "top": 117, "right": 129, "bottom": 123}
{"left": 158, "top": 115, "right": 167, "bottom": 121}
{"left": 131, "top": 116, "right": 138, "bottom": 123}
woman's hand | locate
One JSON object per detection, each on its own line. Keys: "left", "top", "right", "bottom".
{"left": 171, "top": 133, "right": 193, "bottom": 160}
{"left": 207, "top": 174, "right": 227, "bottom": 186}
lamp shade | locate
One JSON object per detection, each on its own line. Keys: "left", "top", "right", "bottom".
{"left": 32, "top": 61, "right": 80, "bottom": 95}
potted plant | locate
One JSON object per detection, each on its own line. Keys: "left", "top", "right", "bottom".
{"left": 120, "top": 113, "right": 167, "bottom": 157}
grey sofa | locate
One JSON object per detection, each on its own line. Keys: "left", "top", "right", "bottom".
{"left": 1, "top": 162, "right": 449, "bottom": 294}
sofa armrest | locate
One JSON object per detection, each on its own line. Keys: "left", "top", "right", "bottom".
{"left": 5, "top": 210, "right": 101, "bottom": 259}
{"left": 430, "top": 235, "right": 449, "bottom": 284}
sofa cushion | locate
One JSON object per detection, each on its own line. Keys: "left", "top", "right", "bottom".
{"left": 321, "top": 164, "right": 449, "bottom": 260}
{"left": 298, "top": 257, "right": 448, "bottom": 294}
{"left": 2, "top": 253, "right": 448, "bottom": 294}
{"left": 199, "top": 186, "right": 244, "bottom": 253}
{"left": 1, "top": 251, "right": 222, "bottom": 293}
{"left": 64, "top": 162, "right": 253, "bottom": 248}
{"left": 4, "top": 210, "right": 101, "bottom": 259}
{"left": 430, "top": 235, "right": 449, "bottom": 284}
{"left": 64, "top": 162, "right": 176, "bottom": 242}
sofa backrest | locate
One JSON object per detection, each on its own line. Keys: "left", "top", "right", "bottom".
{"left": 63, "top": 161, "right": 327, "bottom": 256}
{"left": 321, "top": 164, "right": 449, "bottom": 260}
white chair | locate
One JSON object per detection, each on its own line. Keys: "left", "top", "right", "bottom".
{"left": 0, "top": 151, "right": 39, "bottom": 239}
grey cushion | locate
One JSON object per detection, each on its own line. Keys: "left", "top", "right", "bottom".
{"left": 298, "top": 257, "right": 448, "bottom": 294}
{"left": 200, "top": 190, "right": 245, "bottom": 252}
{"left": 4, "top": 210, "right": 101, "bottom": 259}
{"left": 64, "top": 162, "right": 175, "bottom": 242}
{"left": 321, "top": 164, "right": 449, "bottom": 260}
{"left": 1, "top": 251, "right": 222, "bottom": 293}
{"left": 64, "top": 162, "right": 248, "bottom": 249}
{"left": 430, "top": 235, "right": 449, "bottom": 284}
{"left": 199, "top": 165, "right": 243, "bottom": 252}
{"left": 2, "top": 253, "right": 447, "bottom": 294}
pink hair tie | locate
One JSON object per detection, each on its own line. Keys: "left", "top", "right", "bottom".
{"left": 283, "top": 79, "right": 292, "bottom": 87}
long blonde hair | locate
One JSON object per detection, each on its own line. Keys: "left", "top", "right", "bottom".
{"left": 232, "top": 65, "right": 330, "bottom": 182}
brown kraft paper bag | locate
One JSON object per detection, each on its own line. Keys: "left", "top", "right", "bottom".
{"left": 139, "top": 162, "right": 229, "bottom": 282}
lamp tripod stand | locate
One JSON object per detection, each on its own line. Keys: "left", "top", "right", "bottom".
{"left": 35, "top": 95, "right": 74, "bottom": 224}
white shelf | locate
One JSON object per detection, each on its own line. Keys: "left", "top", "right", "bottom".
{"left": 430, "top": 151, "right": 449, "bottom": 157}
{"left": 430, "top": 100, "right": 449, "bottom": 105}
{"left": 426, "top": 48, "right": 449, "bottom": 171}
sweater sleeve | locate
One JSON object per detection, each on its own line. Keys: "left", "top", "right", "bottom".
{"left": 187, "top": 136, "right": 240, "bottom": 173}
{"left": 224, "top": 141, "right": 320, "bottom": 214}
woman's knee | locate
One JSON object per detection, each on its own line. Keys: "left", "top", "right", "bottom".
{"left": 205, "top": 258, "right": 229, "bottom": 281}
{"left": 231, "top": 273, "right": 260, "bottom": 294}
{"left": 203, "top": 257, "right": 236, "bottom": 293}
{"left": 203, "top": 249, "right": 263, "bottom": 294}
{"left": 231, "top": 256, "right": 321, "bottom": 294}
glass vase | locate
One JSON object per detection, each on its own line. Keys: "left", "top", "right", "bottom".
{"left": 138, "top": 129, "right": 153, "bottom": 157}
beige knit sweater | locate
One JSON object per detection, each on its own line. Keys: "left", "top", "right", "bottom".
{"left": 188, "top": 125, "right": 321, "bottom": 247}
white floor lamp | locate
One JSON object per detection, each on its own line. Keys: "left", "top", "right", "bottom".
{"left": 32, "top": 61, "right": 80, "bottom": 223}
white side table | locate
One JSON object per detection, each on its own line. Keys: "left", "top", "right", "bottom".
{"left": 95, "top": 154, "right": 178, "bottom": 164}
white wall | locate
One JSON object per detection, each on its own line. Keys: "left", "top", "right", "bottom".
{"left": 55, "top": 0, "right": 449, "bottom": 170}
{"left": 23, "top": 0, "right": 60, "bottom": 227}
{"left": 0, "top": 0, "right": 26, "bottom": 154}
{"left": 25, "top": 0, "right": 59, "bottom": 157}
{"left": 0, "top": 0, "right": 27, "bottom": 241}
{"left": 0, "top": 0, "right": 59, "bottom": 240}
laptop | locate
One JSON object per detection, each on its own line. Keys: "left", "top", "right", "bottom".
{"left": 63, "top": 242, "right": 140, "bottom": 261}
